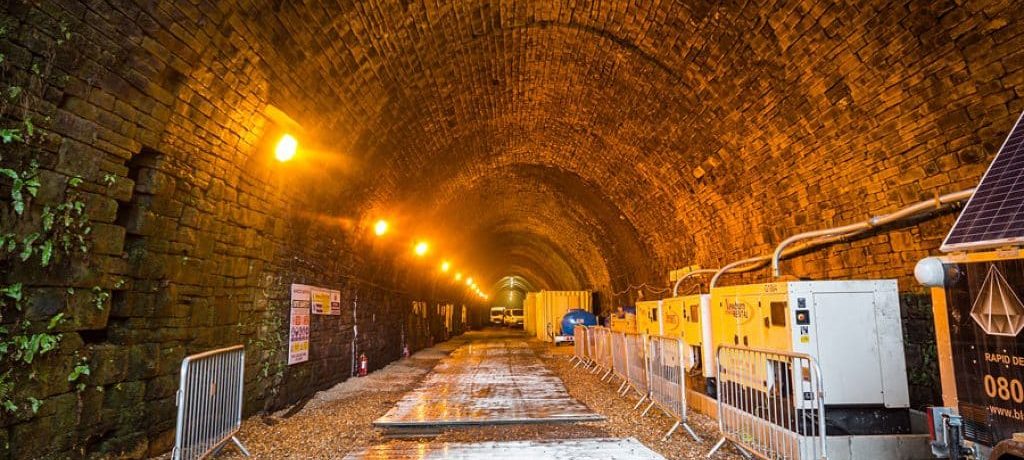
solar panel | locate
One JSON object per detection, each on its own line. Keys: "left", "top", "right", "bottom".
{"left": 942, "top": 110, "right": 1024, "bottom": 252}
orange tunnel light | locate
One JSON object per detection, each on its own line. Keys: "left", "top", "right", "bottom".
{"left": 275, "top": 134, "right": 298, "bottom": 162}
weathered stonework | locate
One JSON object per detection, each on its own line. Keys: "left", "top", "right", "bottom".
{"left": 1, "top": 0, "right": 1022, "bottom": 458}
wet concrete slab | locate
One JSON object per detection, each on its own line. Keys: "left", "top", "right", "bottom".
{"left": 343, "top": 438, "right": 666, "bottom": 459}
{"left": 374, "top": 331, "right": 604, "bottom": 428}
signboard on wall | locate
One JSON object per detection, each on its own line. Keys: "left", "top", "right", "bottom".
{"left": 944, "top": 258, "right": 1024, "bottom": 447}
{"left": 288, "top": 284, "right": 311, "bottom": 365}
{"left": 311, "top": 287, "right": 342, "bottom": 315}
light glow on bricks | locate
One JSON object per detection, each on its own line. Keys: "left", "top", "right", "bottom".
{"left": 4, "top": 2, "right": 1018, "bottom": 458}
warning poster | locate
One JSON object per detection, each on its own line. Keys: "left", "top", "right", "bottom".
{"left": 288, "top": 284, "right": 311, "bottom": 365}
{"left": 311, "top": 287, "right": 342, "bottom": 315}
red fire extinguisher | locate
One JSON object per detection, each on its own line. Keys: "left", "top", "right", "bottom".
{"left": 358, "top": 353, "right": 368, "bottom": 377}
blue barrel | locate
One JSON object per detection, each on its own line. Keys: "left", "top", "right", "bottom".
{"left": 561, "top": 309, "right": 598, "bottom": 336}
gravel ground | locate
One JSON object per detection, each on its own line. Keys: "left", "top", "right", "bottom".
{"left": 536, "top": 344, "right": 743, "bottom": 460}
{"left": 204, "top": 331, "right": 742, "bottom": 460}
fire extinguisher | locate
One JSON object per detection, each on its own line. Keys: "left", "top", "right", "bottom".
{"left": 402, "top": 344, "right": 410, "bottom": 358}
{"left": 358, "top": 353, "right": 368, "bottom": 377}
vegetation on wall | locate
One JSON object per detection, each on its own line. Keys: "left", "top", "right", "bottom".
{"left": 0, "top": 9, "right": 97, "bottom": 419}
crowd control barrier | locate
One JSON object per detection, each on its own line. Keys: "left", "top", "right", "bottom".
{"left": 608, "top": 330, "right": 629, "bottom": 386}
{"left": 173, "top": 345, "right": 249, "bottom": 460}
{"left": 707, "top": 346, "right": 827, "bottom": 460}
{"left": 586, "top": 325, "right": 601, "bottom": 370}
{"left": 589, "top": 326, "right": 613, "bottom": 377}
{"left": 610, "top": 332, "right": 650, "bottom": 411}
{"left": 644, "top": 335, "right": 701, "bottom": 441}
{"left": 571, "top": 325, "right": 591, "bottom": 368}
{"left": 567, "top": 329, "right": 701, "bottom": 441}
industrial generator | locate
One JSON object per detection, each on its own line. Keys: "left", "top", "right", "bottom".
{"left": 635, "top": 299, "right": 662, "bottom": 336}
{"left": 634, "top": 295, "right": 712, "bottom": 375}
{"left": 609, "top": 306, "right": 638, "bottom": 333}
{"left": 709, "top": 280, "right": 912, "bottom": 434}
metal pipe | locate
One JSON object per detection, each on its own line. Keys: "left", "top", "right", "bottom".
{"left": 710, "top": 256, "right": 772, "bottom": 289}
{"left": 771, "top": 188, "right": 975, "bottom": 277}
{"left": 671, "top": 269, "right": 720, "bottom": 296}
{"left": 707, "top": 229, "right": 865, "bottom": 289}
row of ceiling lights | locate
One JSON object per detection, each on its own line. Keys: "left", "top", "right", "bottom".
{"left": 373, "top": 219, "right": 490, "bottom": 300}
{"left": 272, "top": 134, "right": 489, "bottom": 301}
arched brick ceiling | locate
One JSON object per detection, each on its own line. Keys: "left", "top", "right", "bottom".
{"left": 232, "top": 1, "right": 1018, "bottom": 295}
{"left": 417, "top": 164, "right": 658, "bottom": 294}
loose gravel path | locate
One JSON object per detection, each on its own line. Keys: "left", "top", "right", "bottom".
{"left": 215, "top": 329, "right": 741, "bottom": 460}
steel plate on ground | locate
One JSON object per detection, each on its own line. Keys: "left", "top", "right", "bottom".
{"left": 343, "top": 438, "right": 665, "bottom": 459}
{"left": 374, "top": 332, "right": 604, "bottom": 427}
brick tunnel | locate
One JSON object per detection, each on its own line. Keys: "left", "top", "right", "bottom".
{"left": 1, "top": 1, "right": 1024, "bottom": 459}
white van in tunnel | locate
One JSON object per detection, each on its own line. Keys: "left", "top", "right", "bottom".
{"left": 489, "top": 306, "right": 505, "bottom": 325}
{"left": 503, "top": 308, "right": 524, "bottom": 328}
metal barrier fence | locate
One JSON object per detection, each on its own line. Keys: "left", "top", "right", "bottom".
{"left": 173, "top": 345, "right": 250, "bottom": 460}
{"left": 571, "top": 325, "right": 590, "bottom": 368}
{"left": 586, "top": 325, "right": 601, "bottom": 371}
{"left": 589, "top": 326, "right": 613, "bottom": 376}
{"left": 644, "top": 335, "right": 701, "bottom": 441}
{"left": 608, "top": 331, "right": 629, "bottom": 385}
{"left": 707, "top": 346, "right": 827, "bottom": 460}
{"left": 623, "top": 333, "right": 649, "bottom": 405}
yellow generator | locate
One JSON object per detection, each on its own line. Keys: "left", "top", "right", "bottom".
{"left": 609, "top": 307, "right": 638, "bottom": 333}
{"left": 710, "top": 280, "right": 912, "bottom": 434}
{"left": 676, "top": 294, "right": 712, "bottom": 374}
{"left": 635, "top": 298, "right": 685, "bottom": 337}
{"left": 636, "top": 299, "right": 661, "bottom": 336}
{"left": 635, "top": 295, "right": 711, "bottom": 373}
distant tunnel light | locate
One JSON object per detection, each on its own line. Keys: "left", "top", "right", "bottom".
{"left": 275, "top": 134, "right": 298, "bottom": 162}
{"left": 373, "top": 220, "right": 389, "bottom": 236}
{"left": 440, "top": 261, "right": 451, "bottom": 273}
{"left": 466, "top": 277, "right": 474, "bottom": 286}
{"left": 454, "top": 272, "right": 463, "bottom": 282}
{"left": 414, "top": 241, "right": 429, "bottom": 257}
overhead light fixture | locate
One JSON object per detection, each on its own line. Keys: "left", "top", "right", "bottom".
{"left": 275, "top": 134, "right": 298, "bottom": 162}
{"left": 373, "top": 220, "right": 389, "bottom": 236}
{"left": 440, "top": 261, "right": 451, "bottom": 273}
{"left": 414, "top": 241, "right": 429, "bottom": 257}
{"left": 466, "top": 277, "right": 474, "bottom": 286}
{"left": 454, "top": 272, "right": 463, "bottom": 281}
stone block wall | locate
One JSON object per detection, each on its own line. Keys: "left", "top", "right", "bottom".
{"left": 2, "top": 0, "right": 1024, "bottom": 457}
{"left": 0, "top": 1, "right": 475, "bottom": 458}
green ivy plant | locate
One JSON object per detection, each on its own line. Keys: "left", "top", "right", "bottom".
{"left": 0, "top": 11, "right": 95, "bottom": 416}
{"left": 67, "top": 357, "right": 90, "bottom": 392}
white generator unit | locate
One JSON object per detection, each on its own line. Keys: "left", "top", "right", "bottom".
{"left": 791, "top": 280, "right": 910, "bottom": 409}
{"left": 711, "top": 279, "right": 912, "bottom": 434}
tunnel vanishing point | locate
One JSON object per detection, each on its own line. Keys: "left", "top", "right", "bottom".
{"left": 0, "top": 1, "right": 1022, "bottom": 458}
